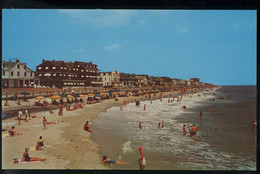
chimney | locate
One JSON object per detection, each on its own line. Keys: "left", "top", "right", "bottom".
{"left": 16, "top": 59, "right": 19, "bottom": 63}
{"left": 42, "top": 59, "right": 45, "bottom": 63}
{"left": 90, "top": 61, "right": 92, "bottom": 64}
{"left": 52, "top": 60, "right": 55, "bottom": 63}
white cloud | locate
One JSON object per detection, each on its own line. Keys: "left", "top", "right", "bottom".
{"left": 104, "top": 43, "right": 121, "bottom": 50}
{"left": 58, "top": 9, "right": 138, "bottom": 27}
{"left": 176, "top": 26, "right": 189, "bottom": 33}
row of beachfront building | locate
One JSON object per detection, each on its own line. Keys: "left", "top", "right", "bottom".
{"left": 2, "top": 58, "right": 206, "bottom": 89}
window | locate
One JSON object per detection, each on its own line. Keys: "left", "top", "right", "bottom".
{"left": 3, "top": 71, "right": 5, "bottom": 76}
{"left": 24, "top": 72, "right": 26, "bottom": 76}
{"left": 86, "top": 75, "right": 88, "bottom": 77}
{"left": 86, "top": 70, "right": 88, "bottom": 72}
{"left": 75, "top": 75, "right": 77, "bottom": 77}
{"left": 64, "top": 67, "right": 67, "bottom": 70}
{"left": 53, "top": 74, "right": 56, "bottom": 76}
{"left": 45, "top": 67, "right": 49, "bottom": 69}
{"left": 17, "top": 72, "right": 20, "bottom": 76}
{"left": 17, "top": 64, "right": 20, "bottom": 69}
{"left": 60, "top": 67, "right": 63, "bottom": 69}
{"left": 63, "top": 74, "right": 66, "bottom": 76}
{"left": 81, "top": 75, "right": 84, "bottom": 78}
{"left": 39, "top": 74, "right": 42, "bottom": 76}
{"left": 64, "top": 82, "right": 67, "bottom": 85}
{"left": 38, "top": 67, "right": 42, "bottom": 69}
{"left": 3, "top": 62, "right": 5, "bottom": 68}
{"left": 73, "top": 68, "right": 75, "bottom": 70}
{"left": 76, "top": 68, "right": 78, "bottom": 71}
{"left": 60, "top": 74, "right": 62, "bottom": 76}
{"left": 53, "top": 67, "right": 56, "bottom": 69}
{"left": 81, "top": 70, "right": 84, "bottom": 72}
{"left": 78, "top": 65, "right": 80, "bottom": 67}
{"left": 31, "top": 73, "right": 33, "bottom": 77}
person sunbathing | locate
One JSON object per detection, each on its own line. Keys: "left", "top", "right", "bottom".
{"left": 9, "top": 126, "right": 23, "bottom": 136}
{"left": 43, "top": 117, "right": 57, "bottom": 129}
{"left": 35, "top": 136, "right": 44, "bottom": 150}
{"left": 101, "top": 156, "right": 128, "bottom": 165}
{"left": 4, "top": 100, "right": 10, "bottom": 106}
{"left": 21, "top": 147, "right": 46, "bottom": 162}
{"left": 83, "top": 121, "right": 94, "bottom": 133}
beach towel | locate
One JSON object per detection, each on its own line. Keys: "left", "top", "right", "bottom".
{"left": 2, "top": 133, "right": 10, "bottom": 137}
{"left": 12, "top": 159, "right": 42, "bottom": 164}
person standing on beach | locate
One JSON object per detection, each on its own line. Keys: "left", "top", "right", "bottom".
{"left": 139, "top": 122, "right": 142, "bottom": 129}
{"left": 190, "top": 124, "right": 197, "bottom": 138}
{"left": 162, "top": 121, "right": 165, "bottom": 128}
{"left": 158, "top": 122, "right": 161, "bottom": 129}
{"left": 43, "top": 117, "right": 47, "bottom": 129}
{"left": 183, "top": 125, "right": 186, "bottom": 136}
{"left": 25, "top": 109, "right": 29, "bottom": 121}
{"left": 136, "top": 146, "right": 146, "bottom": 170}
{"left": 58, "top": 104, "right": 63, "bottom": 116}
{"left": 144, "top": 104, "right": 146, "bottom": 111}
{"left": 18, "top": 110, "right": 23, "bottom": 124}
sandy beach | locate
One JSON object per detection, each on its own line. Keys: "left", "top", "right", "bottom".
{"left": 2, "top": 90, "right": 184, "bottom": 169}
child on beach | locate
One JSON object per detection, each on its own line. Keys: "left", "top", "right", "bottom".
{"left": 101, "top": 156, "right": 128, "bottom": 165}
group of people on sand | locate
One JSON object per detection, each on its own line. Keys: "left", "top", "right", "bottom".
{"left": 183, "top": 124, "right": 197, "bottom": 138}
{"left": 17, "top": 109, "right": 31, "bottom": 124}
{"left": 14, "top": 136, "right": 46, "bottom": 164}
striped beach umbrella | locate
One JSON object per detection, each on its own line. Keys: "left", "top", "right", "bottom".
{"left": 88, "top": 94, "right": 95, "bottom": 97}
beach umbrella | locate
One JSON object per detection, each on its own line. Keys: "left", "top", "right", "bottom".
{"left": 113, "top": 84, "right": 119, "bottom": 86}
{"left": 60, "top": 94, "right": 67, "bottom": 98}
{"left": 35, "top": 96, "right": 45, "bottom": 100}
{"left": 73, "top": 94, "right": 80, "bottom": 98}
{"left": 67, "top": 95, "right": 74, "bottom": 99}
{"left": 100, "top": 93, "right": 107, "bottom": 95}
{"left": 80, "top": 94, "right": 86, "bottom": 97}
{"left": 51, "top": 95, "right": 61, "bottom": 99}
{"left": 95, "top": 94, "right": 102, "bottom": 97}
{"left": 118, "top": 91, "right": 123, "bottom": 94}
{"left": 88, "top": 94, "right": 95, "bottom": 97}
{"left": 2, "top": 113, "right": 8, "bottom": 120}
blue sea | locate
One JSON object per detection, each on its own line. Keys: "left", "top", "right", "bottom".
{"left": 91, "top": 86, "right": 256, "bottom": 170}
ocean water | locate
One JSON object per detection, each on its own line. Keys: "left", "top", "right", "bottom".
{"left": 91, "top": 86, "right": 256, "bottom": 170}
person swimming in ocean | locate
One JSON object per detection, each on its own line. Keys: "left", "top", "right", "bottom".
{"left": 101, "top": 156, "right": 128, "bottom": 165}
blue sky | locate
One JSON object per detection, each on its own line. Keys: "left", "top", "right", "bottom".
{"left": 3, "top": 9, "right": 256, "bottom": 85}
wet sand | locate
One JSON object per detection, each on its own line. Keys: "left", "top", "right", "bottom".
{"left": 2, "top": 91, "right": 183, "bottom": 169}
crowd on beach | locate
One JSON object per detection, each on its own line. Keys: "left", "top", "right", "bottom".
{"left": 2, "top": 85, "right": 256, "bottom": 169}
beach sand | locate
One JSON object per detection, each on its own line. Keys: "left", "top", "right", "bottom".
{"left": 2, "top": 90, "right": 185, "bottom": 169}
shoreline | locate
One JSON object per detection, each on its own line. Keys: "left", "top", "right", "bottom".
{"left": 2, "top": 87, "right": 215, "bottom": 169}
